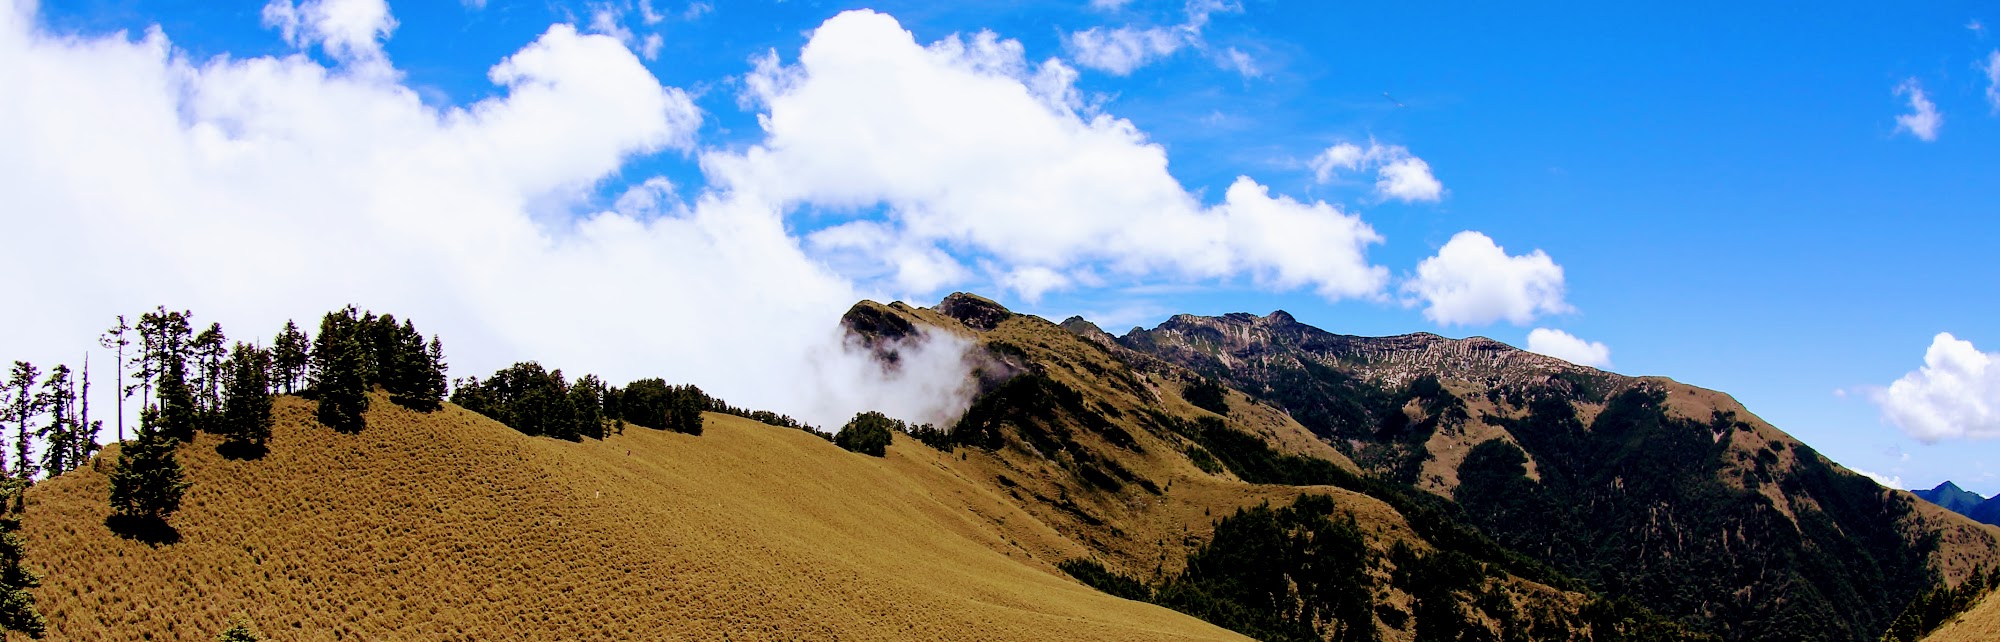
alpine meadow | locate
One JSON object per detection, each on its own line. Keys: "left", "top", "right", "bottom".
{"left": 5, "top": 1, "right": 2000, "bottom": 641}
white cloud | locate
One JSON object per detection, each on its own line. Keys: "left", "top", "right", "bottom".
{"left": 1982, "top": 50, "right": 1999, "bottom": 114}
{"left": 0, "top": 5, "right": 1410, "bottom": 432}
{"left": 262, "top": 0, "right": 396, "bottom": 76}
{"left": 1894, "top": 78, "right": 1942, "bottom": 141}
{"left": 1064, "top": 26, "right": 1183, "bottom": 75}
{"left": 683, "top": 2, "right": 712, "bottom": 21}
{"left": 0, "top": 2, "right": 974, "bottom": 430}
{"left": 1526, "top": 328, "right": 1611, "bottom": 369}
{"left": 1402, "top": 232, "right": 1571, "bottom": 326}
{"left": 1089, "top": 0, "right": 1135, "bottom": 10}
{"left": 1850, "top": 467, "right": 1904, "bottom": 490}
{"left": 1873, "top": 333, "right": 2000, "bottom": 442}
{"left": 1309, "top": 141, "right": 1444, "bottom": 203}
{"left": 716, "top": 11, "right": 1389, "bottom": 302}
{"left": 640, "top": 33, "right": 663, "bottom": 60}
{"left": 1217, "top": 47, "right": 1258, "bottom": 78}
{"left": 637, "top": 0, "right": 664, "bottom": 25}
{"left": 1064, "top": 0, "right": 1241, "bottom": 75}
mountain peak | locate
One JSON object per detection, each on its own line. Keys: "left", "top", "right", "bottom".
{"left": 936, "top": 292, "right": 1013, "bottom": 331}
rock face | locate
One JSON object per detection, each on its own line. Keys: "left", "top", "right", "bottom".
{"left": 935, "top": 292, "right": 1014, "bottom": 331}
{"left": 1120, "top": 309, "right": 1600, "bottom": 390}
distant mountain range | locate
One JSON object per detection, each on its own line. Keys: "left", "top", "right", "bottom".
{"left": 1914, "top": 481, "right": 2000, "bottom": 526}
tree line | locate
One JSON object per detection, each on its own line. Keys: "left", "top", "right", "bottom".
{"left": 0, "top": 304, "right": 450, "bottom": 638}
{"left": 452, "top": 363, "right": 823, "bottom": 442}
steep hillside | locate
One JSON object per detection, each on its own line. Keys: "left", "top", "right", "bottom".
{"left": 1115, "top": 309, "right": 2000, "bottom": 642}
{"left": 1922, "top": 588, "right": 2000, "bottom": 642}
{"left": 23, "top": 395, "right": 1242, "bottom": 641}
{"left": 849, "top": 294, "right": 1706, "bottom": 642}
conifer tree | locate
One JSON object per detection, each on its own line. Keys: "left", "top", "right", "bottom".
{"left": 424, "top": 336, "right": 448, "bottom": 405}
{"left": 154, "top": 350, "right": 199, "bottom": 443}
{"left": 2, "top": 363, "right": 42, "bottom": 481}
{"left": 221, "top": 343, "right": 273, "bottom": 454}
{"left": 386, "top": 321, "right": 443, "bottom": 412}
{"left": 137, "top": 308, "right": 198, "bottom": 441}
{"left": 0, "top": 479, "right": 45, "bottom": 638}
{"left": 309, "top": 308, "right": 368, "bottom": 433}
{"left": 34, "top": 366, "right": 78, "bottom": 477}
{"left": 132, "top": 307, "right": 191, "bottom": 411}
{"left": 271, "top": 320, "right": 309, "bottom": 395}
{"left": 69, "top": 357, "right": 102, "bottom": 473}
{"left": 108, "top": 409, "right": 191, "bottom": 529}
{"left": 191, "top": 323, "right": 228, "bottom": 425}
{"left": 100, "top": 316, "right": 132, "bottom": 442}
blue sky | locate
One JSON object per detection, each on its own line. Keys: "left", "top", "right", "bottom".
{"left": 13, "top": 1, "right": 2000, "bottom": 493}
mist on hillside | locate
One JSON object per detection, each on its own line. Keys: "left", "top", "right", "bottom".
{"left": 796, "top": 326, "right": 981, "bottom": 431}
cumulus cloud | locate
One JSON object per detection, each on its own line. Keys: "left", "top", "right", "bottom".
{"left": 716, "top": 11, "right": 1389, "bottom": 302}
{"left": 1526, "top": 328, "right": 1611, "bottom": 369}
{"left": 0, "top": 1, "right": 963, "bottom": 430}
{"left": 1873, "top": 333, "right": 2000, "bottom": 442}
{"left": 0, "top": 5, "right": 1410, "bottom": 431}
{"left": 1402, "top": 232, "right": 1570, "bottom": 326}
{"left": 1308, "top": 141, "right": 1444, "bottom": 203}
{"left": 1894, "top": 78, "right": 1942, "bottom": 141}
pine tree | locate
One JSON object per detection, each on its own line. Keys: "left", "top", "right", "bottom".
{"left": 137, "top": 308, "right": 198, "bottom": 441}
{"left": 191, "top": 323, "right": 228, "bottom": 427}
{"left": 0, "top": 479, "right": 45, "bottom": 638}
{"left": 108, "top": 409, "right": 191, "bottom": 529}
{"left": 221, "top": 343, "right": 273, "bottom": 455}
{"left": 71, "top": 356, "right": 101, "bottom": 473}
{"left": 132, "top": 307, "right": 191, "bottom": 411}
{"left": 2, "top": 363, "right": 42, "bottom": 481}
{"left": 387, "top": 321, "right": 442, "bottom": 412}
{"left": 154, "top": 351, "right": 199, "bottom": 443}
{"left": 34, "top": 366, "right": 77, "bottom": 477}
{"left": 310, "top": 308, "right": 368, "bottom": 433}
{"left": 100, "top": 316, "right": 132, "bottom": 443}
{"left": 424, "top": 336, "right": 448, "bottom": 407}
{"left": 271, "top": 320, "right": 309, "bottom": 395}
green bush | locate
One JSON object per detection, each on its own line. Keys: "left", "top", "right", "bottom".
{"left": 835, "top": 411, "right": 897, "bottom": 457}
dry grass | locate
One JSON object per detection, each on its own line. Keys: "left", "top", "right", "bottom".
{"left": 22, "top": 394, "right": 1244, "bottom": 641}
{"left": 1923, "top": 588, "right": 2000, "bottom": 642}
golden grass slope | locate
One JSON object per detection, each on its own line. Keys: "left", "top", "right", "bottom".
{"left": 23, "top": 395, "right": 1245, "bottom": 641}
{"left": 1922, "top": 587, "right": 2000, "bottom": 642}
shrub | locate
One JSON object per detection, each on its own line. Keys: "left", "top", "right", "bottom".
{"left": 835, "top": 411, "right": 897, "bottom": 457}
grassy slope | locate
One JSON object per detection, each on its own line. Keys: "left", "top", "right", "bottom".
{"left": 23, "top": 395, "right": 1244, "bottom": 641}
{"left": 1923, "top": 588, "right": 2000, "bottom": 642}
